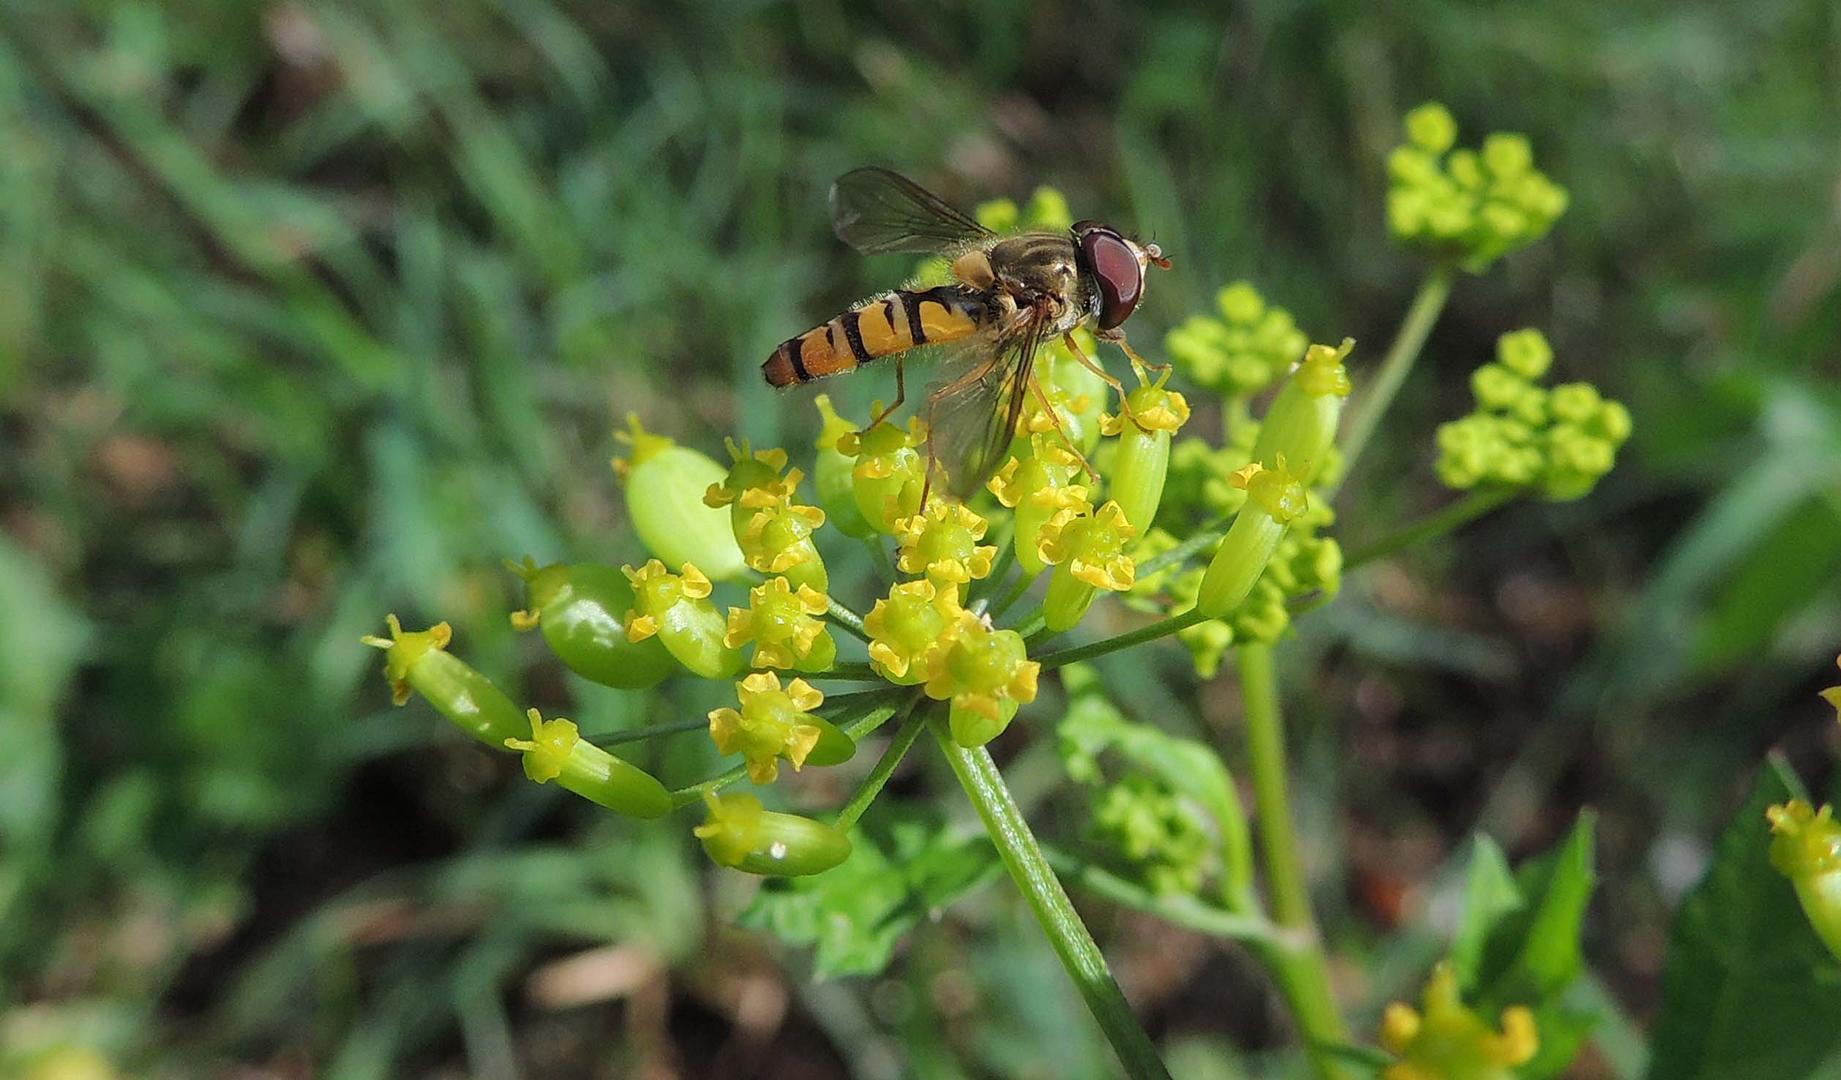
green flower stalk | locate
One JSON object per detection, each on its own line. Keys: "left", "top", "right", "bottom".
{"left": 724, "top": 576, "right": 838, "bottom": 672}
{"left": 694, "top": 791, "right": 852, "bottom": 876}
{"left": 707, "top": 671, "right": 854, "bottom": 784}
{"left": 363, "top": 615, "right": 528, "bottom": 747}
{"left": 1100, "top": 369, "right": 1191, "bottom": 534}
{"left": 864, "top": 579, "right": 963, "bottom": 685}
{"left": 1038, "top": 499, "right": 1138, "bottom": 633}
{"left": 812, "top": 394, "right": 877, "bottom": 538}
{"left": 1380, "top": 964, "right": 1539, "bottom": 1080}
{"left": 1165, "top": 281, "right": 1309, "bottom": 400}
{"left": 990, "top": 434, "right": 1091, "bottom": 575}
{"left": 503, "top": 708, "right": 672, "bottom": 818}
{"left": 1249, "top": 338, "right": 1354, "bottom": 487}
{"left": 613, "top": 414, "right": 747, "bottom": 580}
{"left": 925, "top": 610, "right": 1041, "bottom": 747}
{"left": 1196, "top": 460, "right": 1309, "bottom": 618}
{"left": 836, "top": 413, "right": 928, "bottom": 534}
{"left": 895, "top": 501, "right": 998, "bottom": 588}
{"left": 506, "top": 558, "right": 676, "bottom": 689}
{"left": 622, "top": 560, "right": 744, "bottom": 678}
{"left": 1768, "top": 798, "right": 1841, "bottom": 962}
{"left": 1386, "top": 102, "right": 1569, "bottom": 273}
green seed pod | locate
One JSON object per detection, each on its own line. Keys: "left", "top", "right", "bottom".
{"left": 1038, "top": 501, "right": 1137, "bottom": 633}
{"left": 694, "top": 792, "right": 853, "bottom": 876}
{"left": 363, "top": 615, "right": 528, "bottom": 747}
{"left": 813, "top": 395, "right": 877, "bottom": 539}
{"left": 1100, "top": 373, "right": 1191, "bottom": 534}
{"left": 507, "top": 558, "right": 675, "bottom": 689}
{"left": 1250, "top": 339, "right": 1353, "bottom": 486}
{"left": 1196, "top": 460, "right": 1309, "bottom": 618}
{"left": 613, "top": 414, "right": 747, "bottom": 581}
{"left": 504, "top": 708, "right": 671, "bottom": 818}
{"left": 622, "top": 560, "right": 744, "bottom": 679}
{"left": 1767, "top": 800, "right": 1841, "bottom": 962}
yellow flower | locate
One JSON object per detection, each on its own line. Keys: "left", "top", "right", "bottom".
{"left": 621, "top": 560, "right": 713, "bottom": 642}
{"left": 503, "top": 708, "right": 580, "bottom": 784}
{"left": 895, "top": 501, "right": 998, "bottom": 586}
{"left": 707, "top": 672, "right": 829, "bottom": 784}
{"left": 724, "top": 576, "right": 836, "bottom": 671}
{"left": 1380, "top": 964, "right": 1537, "bottom": 1080}
{"left": 863, "top": 579, "right": 964, "bottom": 684}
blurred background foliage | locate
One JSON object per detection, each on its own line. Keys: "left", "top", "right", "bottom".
{"left": 1, "top": 0, "right": 1838, "bottom": 1076}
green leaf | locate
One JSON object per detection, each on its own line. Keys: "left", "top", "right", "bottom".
{"left": 1646, "top": 759, "right": 1841, "bottom": 1080}
{"left": 1474, "top": 813, "right": 1598, "bottom": 1012}
{"left": 1450, "top": 835, "right": 1524, "bottom": 993}
{"left": 738, "top": 805, "right": 1000, "bottom": 979}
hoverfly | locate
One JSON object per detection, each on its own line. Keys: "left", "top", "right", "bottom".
{"left": 763, "top": 167, "right": 1168, "bottom": 499}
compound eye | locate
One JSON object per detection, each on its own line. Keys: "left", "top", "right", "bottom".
{"left": 1078, "top": 226, "right": 1143, "bottom": 330}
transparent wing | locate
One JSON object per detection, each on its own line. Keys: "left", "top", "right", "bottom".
{"left": 924, "top": 305, "right": 1046, "bottom": 499}
{"left": 830, "top": 167, "right": 993, "bottom": 255}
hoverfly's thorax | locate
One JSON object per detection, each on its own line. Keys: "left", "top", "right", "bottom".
{"left": 988, "top": 234, "right": 1081, "bottom": 299}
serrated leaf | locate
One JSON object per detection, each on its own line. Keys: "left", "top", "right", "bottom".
{"left": 738, "top": 805, "right": 999, "bottom": 979}
{"left": 1451, "top": 835, "right": 1524, "bottom": 993}
{"left": 1475, "top": 813, "right": 1597, "bottom": 1012}
{"left": 1646, "top": 759, "right": 1841, "bottom": 1080}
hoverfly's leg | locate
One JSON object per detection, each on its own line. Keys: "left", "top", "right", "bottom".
{"left": 1029, "top": 370, "right": 1100, "bottom": 485}
{"left": 862, "top": 358, "right": 908, "bottom": 433}
{"left": 1061, "top": 332, "right": 1145, "bottom": 429}
{"left": 1101, "top": 327, "right": 1171, "bottom": 379}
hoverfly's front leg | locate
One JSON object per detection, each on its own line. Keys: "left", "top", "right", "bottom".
{"left": 1061, "top": 332, "right": 1147, "bottom": 430}
{"left": 1098, "top": 326, "right": 1171, "bottom": 380}
{"left": 861, "top": 358, "right": 907, "bottom": 433}
{"left": 1029, "top": 371, "right": 1100, "bottom": 486}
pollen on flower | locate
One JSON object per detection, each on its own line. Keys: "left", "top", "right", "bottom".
{"left": 1232, "top": 458, "right": 1309, "bottom": 523}
{"left": 708, "top": 671, "right": 829, "bottom": 784}
{"left": 736, "top": 499, "right": 827, "bottom": 575}
{"left": 895, "top": 501, "right": 998, "bottom": 586}
{"left": 725, "top": 576, "right": 836, "bottom": 670}
{"left": 503, "top": 707, "right": 580, "bottom": 784}
{"left": 863, "top": 579, "right": 963, "bottom": 684}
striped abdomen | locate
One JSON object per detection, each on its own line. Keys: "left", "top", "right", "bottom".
{"left": 763, "top": 286, "right": 987, "bottom": 387}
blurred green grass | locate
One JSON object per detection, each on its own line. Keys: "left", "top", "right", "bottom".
{"left": 2, "top": 0, "right": 1838, "bottom": 1076}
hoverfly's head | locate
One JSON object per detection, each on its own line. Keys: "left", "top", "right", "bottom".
{"left": 1072, "top": 220, "right": 1170, "bottom": 332}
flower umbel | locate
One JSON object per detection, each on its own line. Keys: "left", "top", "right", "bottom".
{"left": 1387, "top": 102, "right": 1569, "bottom": 273}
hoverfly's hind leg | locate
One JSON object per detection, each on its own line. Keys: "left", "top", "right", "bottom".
{"left": 861, "top": 357, "right": 908, "bottom": 433}
{"left": 1029, "top": 371, "right": 1100, "bottom": 486}
{"left": 1061, "top": 332, "right": 1146, "bottom": 430}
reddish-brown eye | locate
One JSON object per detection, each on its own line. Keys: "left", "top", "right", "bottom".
{"left": 1075, "top": 223, "right": 1143, "bottom": 330}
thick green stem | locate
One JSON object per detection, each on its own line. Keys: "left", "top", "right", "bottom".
{"left": 1237, "top": 642, "right": 1348, "bottom": 1077}
{"left": 934, "top": 717, "right": 1172, "bottom": 1080}
{"left": 1334, "top": 266, "right": 1456, "bottom": 491}
{"left": 1343, "top": 487, "right": 1516, "bottom": 569}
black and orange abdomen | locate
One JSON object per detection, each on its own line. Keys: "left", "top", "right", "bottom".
{"left": 763, "top": 286, "right": 986, "bottom": 387}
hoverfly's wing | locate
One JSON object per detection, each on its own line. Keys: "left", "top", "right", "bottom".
{"left": 924, "top": 303, "right": 1047, "bottom": 499}
{"left": 831, "top": 167, "right": 993, "bottom": 255}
